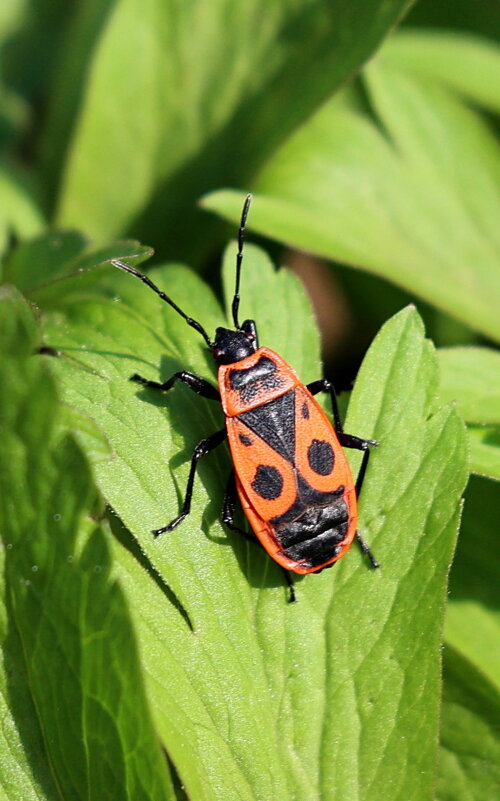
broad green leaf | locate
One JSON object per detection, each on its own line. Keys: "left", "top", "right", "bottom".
{"left": 0, "top": 4, "right": 32, "bottom": 157}
{"left": 381, "top": 30, "right": 500, "bottom": 112}
{"left": 0, "top": 0, "right": 27, "bottom": 43}
{"left": 40, "top": 244, "right": 467, "bottom": 801}
{"left": 0, "top": 573, "right": 52, "bottom": 801}
{"left": 445, "top": 475, "right": 500, "bottom": 690}
{"left": 466, "top": 425, "right": 500, "bottom": 481}
{"left": 51, "top": 0, "right": 413, "bottom": 255}
{"left": 1, "top": 0, "right": 73, "bottom": 104}
{"left": 438, "top": 347, "right": 500, "bottom": 426}
{"left": 25, "top": 240, "right": 153, "bottom": 310}
{"left": 0, "top": 288, "right": 174, "bottom": 801}
{"left": 0, "top": 162, "right": 45, "bottom": 254}
{"left": 203, "top": 33, "right": 500, "bottom": 342}
{"left": 38, "top": 0, "right": 116, "bottom": 191}
{"left": 0, "top": 82, "right": 29, "bottom": 154}
{"left": 41, "top": 257, "right": 310, "bottom": 801}
{"left": 0, "top": 294, "right": 57, "bottom": 801}
{"left": 2, "top": 230, "right": 89, "bottom": 289}
{"left": 57, "top": 403, "right": 114, "bottom": 464}
{"left": 437, "top": 347, "right": 500, "bottom": 480}
{"left": 438, "top": 646, "right": 500, "bottom": 801}
{"left": 2, "top": 228, "right": 153, "bottom": 294}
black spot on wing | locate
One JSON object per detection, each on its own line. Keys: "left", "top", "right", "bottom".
{"left": 239, "top": 390, "right": 296, "bottom": 463}
{"left": 252, "top": 465, "right": 284, "bottom": 500}
{"left": 308, "top": 439, "right": 334, "bottom": 476}
{"left": 301, "top": 402, "right": 309, "bottom": 419}
{"left": 239, "top": 433, "right": 252, "bottom": 446}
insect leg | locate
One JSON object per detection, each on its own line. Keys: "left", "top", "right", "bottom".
{"left": 306, "top": 378, "right": 343, "bottom": 431}
{"left": 355, "top": 531, "right": 380, "bottom": 569}
{"left": 222, "top": 471, "right": 255, "bottom": 539}
{"left": 337, "top": 431, "right": 378, "bottom": 451}
{"left": 222, "top": 473, "right": 296, "bottom": 602}
{"left": 336, "top": 433, "right": 378, "bottom": 495}
{"left": 336, "top": 433, "right": 380, "bottom": 569}
{"left": 282, "top": 570, "right": 296, "bottom": 603}
{"left": 153, "top": 428, "right": 227, "bottom": 536}
{"left": 131, "top": 370, "right": 220, "bottom": 400}
{"left": 307, "top": 380, "right": 379, "bottom": 450}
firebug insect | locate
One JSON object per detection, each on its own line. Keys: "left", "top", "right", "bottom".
{"left": 112, "top": 195, "right": 379, "bottom": 598}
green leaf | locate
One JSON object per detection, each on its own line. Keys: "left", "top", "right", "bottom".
{"left": 438, "top": 646, "right": 500, "bottom": 801}
{"left": 441, "top": 475, "right": 500, "bottom": 796}
{"left": 57, "top": 403, "right": 114, "bottom": 464}
{"left": 1, "top": 0, "right": 74, "bottom": 105}
{"left": 445, "top": 475, "right": 500, "bottom": 690}
{"left": 437, "top": 347, "right": 500, "bottom": 480}
{"left": 40, "top": 245, "right": 468, "bottom": 800}
{"left": 203, "top": 32, "right": 500, "bottom": 341}
{"left": 0, "top": 287, "right": 174, "bottom": 801}
{"left": 2, "top": 228, "right": 153, "bottom": 294}
{"left": 438, "top": 347, "right": 500, "bottom": 425}
{"left": 466, "top": 425, "right": 500, "bottom": 481}
{"left": 0, "top": 294, "right": 58, "bottom": 801}
{"left": 380, "top": 30, "right": 500, "bottom": 112}
{"left": 0, "top": 596, "right": 53, "bottom": 801}
{"left": 0, "top": 0, "right": 26, "bottom": 44}
{"left": 2, "top": 230, "right": 89, "bottom": 289}
{"left": 50, "top": 0, "right": 413, "bottom": 254}
{"left": 0, "top": 162, "right": 45, "bottom": 255}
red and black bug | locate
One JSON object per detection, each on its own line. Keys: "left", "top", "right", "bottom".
{"left": 113, "top": 196, "right": 378, "bottom": 597}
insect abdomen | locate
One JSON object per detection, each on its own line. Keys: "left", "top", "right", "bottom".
{"left": 272, "top": 495, "right": 350, "bottom": 569}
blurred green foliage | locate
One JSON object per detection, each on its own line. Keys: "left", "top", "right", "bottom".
{"left": 0, "top": 1, "right": 498, "bottom": 800}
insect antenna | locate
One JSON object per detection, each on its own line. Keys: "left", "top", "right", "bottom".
{"left": 111, "top": 260, "right": 213, "bottom": 347}
{"left": 231, "top": 193, "right": 252, "bottom": 330}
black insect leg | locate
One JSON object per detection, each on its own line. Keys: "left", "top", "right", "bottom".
{"left": 222, "top": 471, "right": 253, "bottom": 540}
{"left": 336, "top": 433, "right": 378, "bottom": 495}
{"left": 307, "top": 380, "right": 379, "bottom": 453}
{"left": 306, "top": 378, "right": 344, "bottom": 431}
{"left": 222, "top": 472, "right": 296, "bottom": 602}
{"left": 333, "top": 433, "right": 380, "bottom": 567}
{"left": 307, "top": 384, "right": 380, "bottom": 569}
{"left": 153, "top": 428, "right": 227, "bottom": 536}
{"left": 282, "top": 570, "right": 296, "bottom": 604}
{"left": 131, "top": 370, "right": 220, "bottom": 400}
{"left": 355, "top": 530, "right": 380, "bottom": 569}
{"left": 307, "top": 375, "right": 378, "bottom": 495}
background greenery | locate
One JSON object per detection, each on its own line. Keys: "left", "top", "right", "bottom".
{"left": 0, "top": 1, "right": 498, "bottom": 800}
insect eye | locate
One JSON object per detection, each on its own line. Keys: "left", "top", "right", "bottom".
{"left": 246, "top": 332, "right": 255, "bottom": 342}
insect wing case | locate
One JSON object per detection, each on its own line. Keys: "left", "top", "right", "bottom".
{"left": 219, "top": 349, "right": 357, "bottom": 573}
